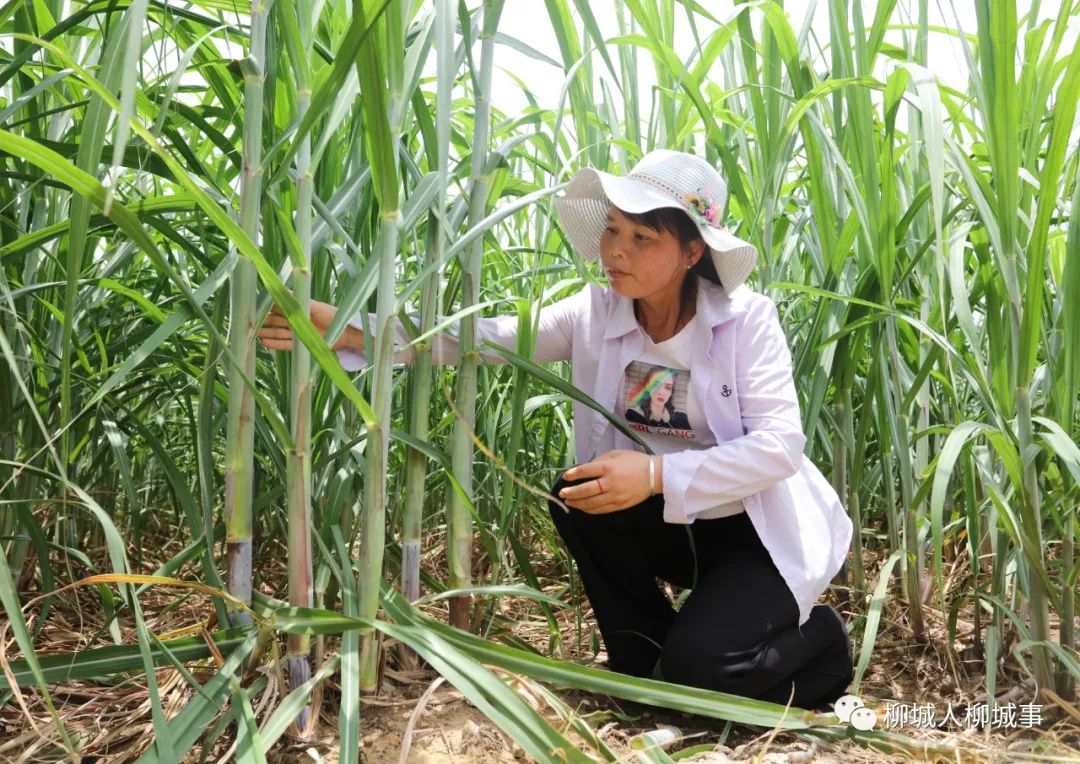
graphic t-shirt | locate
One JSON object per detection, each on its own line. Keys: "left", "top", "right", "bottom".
{"left": 620, "top": 314, "right": 744, "bottom": 519}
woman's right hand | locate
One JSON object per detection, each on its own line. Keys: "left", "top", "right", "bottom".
{"left": 257, "top": 299, "right": 363, "bottom": 353}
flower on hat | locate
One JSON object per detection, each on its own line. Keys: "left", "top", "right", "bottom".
{"left": 683, "top": 189, "right": 722, "bottom": 228}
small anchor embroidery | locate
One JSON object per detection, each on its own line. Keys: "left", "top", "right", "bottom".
{"left": 720, "top": 384, "right": 732, "bottom": 398}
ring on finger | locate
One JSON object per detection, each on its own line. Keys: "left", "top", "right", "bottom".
{"left": 596, "top": 477, "right": 604, "bottom": 495}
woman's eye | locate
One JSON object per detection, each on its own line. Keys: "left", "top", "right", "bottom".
{"left": 634, "top": 233, "right": 649, "bottom": 241}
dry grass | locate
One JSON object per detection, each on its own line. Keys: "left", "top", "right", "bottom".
{"left": 2, "top": 522, "right": 1078, "bottom": 763}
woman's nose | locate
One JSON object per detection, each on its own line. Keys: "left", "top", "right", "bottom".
{"left": 607, "top": 239, "right": 628, "bottom": 259}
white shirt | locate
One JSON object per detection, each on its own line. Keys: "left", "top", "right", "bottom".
{"left": 618, "top": 314, "right": 744, "bottom": 518}
{"left": 337, "top": 278, "right": 853, "bottom": 626}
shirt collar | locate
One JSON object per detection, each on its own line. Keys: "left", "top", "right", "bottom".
{"left": 602, "top": 279, "right": 751, "bottom": 340}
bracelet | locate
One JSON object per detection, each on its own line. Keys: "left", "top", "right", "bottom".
{"left": 648, "top": 455, "right": 656, "bottom": 496}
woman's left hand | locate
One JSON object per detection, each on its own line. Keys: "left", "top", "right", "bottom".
{"left": 558, "top": 449, "right": 657, "bottom": 514}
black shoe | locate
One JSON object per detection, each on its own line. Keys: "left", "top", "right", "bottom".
{"left": 810, "top": 606, "right": 854, "bottom": 709}
{"left": 650, "top": 658, "right": 664, "bottom": 682}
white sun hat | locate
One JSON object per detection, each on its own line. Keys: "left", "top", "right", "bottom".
{"left": 554, "top": 149, "right": 757, "bottom": 294}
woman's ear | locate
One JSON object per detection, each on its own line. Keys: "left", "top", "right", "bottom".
{"left": 687, "top": 238, "right": 706, "bottom": 268}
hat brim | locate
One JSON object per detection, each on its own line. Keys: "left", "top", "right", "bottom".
{"left": 555, "top": 168, "right": 757, "bottom": 294}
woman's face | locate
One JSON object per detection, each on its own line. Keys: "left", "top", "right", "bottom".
{"left": 651, "top": 378, "right": 674, "bottom": 407}
{"left": 599, "top": 207, "right": 698, "bottom": 300}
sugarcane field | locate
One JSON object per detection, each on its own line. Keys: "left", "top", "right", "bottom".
{"left": 2, "top": 0, "right": 1080, "bottom": 761}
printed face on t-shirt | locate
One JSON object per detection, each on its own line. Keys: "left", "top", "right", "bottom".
{"left": 621, "top": 361, "right": 697, "bottom": 440}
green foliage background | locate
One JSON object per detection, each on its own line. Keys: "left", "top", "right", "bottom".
{"left": 0, "top": 0, "right": 1077, "bottom": 759}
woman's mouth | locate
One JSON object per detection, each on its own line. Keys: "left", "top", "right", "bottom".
{"left": 606, "top": 268, "right": 628, "bottom": 280}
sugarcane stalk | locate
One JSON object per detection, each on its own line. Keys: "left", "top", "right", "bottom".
{"left": 356, "top": 0, "right": 405, "bottom": 693}
{"left": 1055, "top": 176, "right": 1080, "bottom": 698}
{"left": 224, "top": 0, "right": 271, "bottom": 627}
{"left": 839, "top": 383, "right": 865, "bottom": 597}
{"left": 401, "top": 202, "right": 439, "bottom": 606}
{"left": 400, "top": 0, "right": 452, "bottom": 607}
{"left": 447, "top": 0, "right": 504, "bottom": 631}
{"left": 1014, "top": 385, "right": 1055, "bottom": 692}
{"left": 401, "top": 234, "right": 435, "bottom": 606}
{"left": 358, "top": 210, "right": 399, "bottom": 692}
{"left": 279, "top": 0, "right": 315, "bottom": 730}
{"left": 0, "top": 283, "right": 25, "bottom": 583}
{"left": 885, "top": 321, "right": 926, "bottom": 642}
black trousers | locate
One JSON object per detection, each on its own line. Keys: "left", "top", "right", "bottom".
{"left": 548, "top": 473, "right": 854, "bottom": 710}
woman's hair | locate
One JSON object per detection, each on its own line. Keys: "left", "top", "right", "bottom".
{"left": 615, "top": 207, "right": 723, "bottom": 308}
{"left": 631, "top": 365, "right": 678, "bottom": 419}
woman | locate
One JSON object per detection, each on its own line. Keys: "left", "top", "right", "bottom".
{"left": 625, "top": 365, "right": 690, "bottom": 429}
{"left": 258, "top": 149, "right": 854, "bottom": 710}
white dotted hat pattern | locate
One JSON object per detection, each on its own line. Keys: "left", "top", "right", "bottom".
{"left": 555, "top": 149, "right": 758, "bottom": 295}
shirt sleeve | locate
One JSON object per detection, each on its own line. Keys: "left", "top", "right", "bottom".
{"left": 660, "top": 296, "right": 807, "bottom": 524}
{"left": 335, "top": 289, "right": 586, "bottom": 372}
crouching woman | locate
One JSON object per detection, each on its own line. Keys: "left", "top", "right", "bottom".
{"left": 258, "top": 149, "right": 855, "bottom": 710}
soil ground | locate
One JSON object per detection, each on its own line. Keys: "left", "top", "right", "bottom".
{"left": 1, "top": 517, "right": 1078, "bottom": 763}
